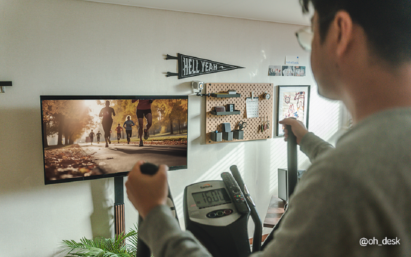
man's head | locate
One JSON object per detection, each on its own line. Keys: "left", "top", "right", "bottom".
{"left": 91, "top": 130, "right": 93, "bottom": 132}
{"left": 127, "top": 115, "right": 131, "bottom": 120}
{"left": 118, "top": 123, "right": 120, "bottom": 126}
{"left": 300, "top": 0, "right": 411, "bottom": 100}
{"left": 105, "top": 101, "right": 110, "bottom": 107}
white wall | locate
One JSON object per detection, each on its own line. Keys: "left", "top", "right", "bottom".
{"left": 0, "top": 0, "right": 341, "bottom": 256}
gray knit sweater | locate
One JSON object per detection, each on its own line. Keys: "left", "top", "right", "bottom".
{"left": 140, "top": 108, "right": 411, "bottom": 257}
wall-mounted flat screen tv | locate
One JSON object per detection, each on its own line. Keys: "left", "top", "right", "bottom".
{"left": 41, "top": 95, "right": 188, "bottom": 185}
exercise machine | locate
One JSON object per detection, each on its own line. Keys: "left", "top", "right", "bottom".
{"left": 136, "top": 126, "right": 298, "bottom": 256}
{"left": 183, "top": 165, "right": 262, "bottom": 257}
{"left": 136, "top": 163, "right": 262, "bottom": 257}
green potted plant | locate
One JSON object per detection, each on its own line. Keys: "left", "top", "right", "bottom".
{"left": 62, "top": 225, "right": 138, "bottom": 257}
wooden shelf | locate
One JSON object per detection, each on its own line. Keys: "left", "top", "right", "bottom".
{"left": 211, "top": 110, "right": 240, "bottom": 116}
{"left": 210, "top": 93, "right": 241, "bottom": 98}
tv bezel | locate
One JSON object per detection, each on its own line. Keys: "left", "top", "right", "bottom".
{"left": 40, "top": 95, "right": 188, "bottom": 185}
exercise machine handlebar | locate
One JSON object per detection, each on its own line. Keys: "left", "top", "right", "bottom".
{"left": 136, "top": 163, "right": 179, "bottom": 257}
{"left": 286, "top": 125, "right": 298, "bottom": 197}
{"left": 230, "top": 165, "right": 263, "bottom": 252}
{"left": 136, "top": 163, "right": 159, "bottom": 257}
{"left": 261, "top": 125, "right": 298, "bottom": 250}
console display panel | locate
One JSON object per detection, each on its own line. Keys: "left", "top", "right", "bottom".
{"left": 192, "top": 188, "right": 231, "bottom": 209}
{"left": 41, "top": 95, "right": 188, "bottom": 184}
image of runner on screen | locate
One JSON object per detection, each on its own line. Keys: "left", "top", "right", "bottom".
{"left": 99, "top": 101, "right": 116, "bottom": 148}
{"left": 96, "top": 131, "right": 102, "bottom": 144}
{"left": 115, "top": 124, "right": 123, "bottom": 144}
{"left": 123, "top": 115, "right": 135, "bottom": 144}
{"left": 89, "top": 130, "right": 95, "bottom": 145}
{"left": 133, "top": 99, "right": 154, "bottom": 147}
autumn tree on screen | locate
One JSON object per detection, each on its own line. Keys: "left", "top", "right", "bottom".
{"left": 63, "top": 101, "right": 95, "bottom": 144}
{"left": 42, "top": 100, "right": 61, "bottom": 147}
{"left": 154, "top": 99, "right": 177, "bottom": 134}
{"left": 152, "top": 99, "right": 188, "bottom": 134}
{"left": 173, "top": 100, "right": 188, "bottom": 134}
{"left": 43, "top": 100, "right": 94, "bottom": 146}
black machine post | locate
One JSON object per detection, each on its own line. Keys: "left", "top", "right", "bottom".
{"left": 230, "top": 165, "right": 262, "bottom": 252}
{"left": 286, "top": 125, "right": 298, "bottom": 198}
{"left": 261, "top": 125, "right": 298, "bottom": 249}
{"left": 136, "top": 163, "right": 178, "bottom": 257}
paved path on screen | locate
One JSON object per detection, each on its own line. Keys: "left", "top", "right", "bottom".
{"left": 79, "top": 143, "right": 187, "bottom": 174}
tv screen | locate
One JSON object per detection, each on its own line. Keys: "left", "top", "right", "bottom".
{"left": 41, "top": 95, "right": 188, "bottom": 184}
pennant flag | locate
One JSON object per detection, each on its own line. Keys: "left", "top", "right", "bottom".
{"left": 166, "top": 53, "right": 244, "bottom": 79}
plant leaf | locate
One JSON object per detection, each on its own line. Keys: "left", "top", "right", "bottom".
{"left": 61, "top": 223, "right": 139, "bottom": 256}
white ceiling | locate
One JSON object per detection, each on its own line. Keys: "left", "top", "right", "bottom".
{"left": 82, "top": 0, "right": 312, "bottom": 26}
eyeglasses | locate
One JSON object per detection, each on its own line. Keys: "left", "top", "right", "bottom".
{"left": 295, "top": 27, "right": 313, "bottom": 52}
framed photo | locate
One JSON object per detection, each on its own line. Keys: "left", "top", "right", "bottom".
{"left": 276, "top": 85, "right": 310, "bottom": 137}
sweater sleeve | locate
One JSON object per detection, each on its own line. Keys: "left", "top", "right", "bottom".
{"left": 299, "top": 132, "right": 334, "bottom": 163}
{"left": 139, "top": 205, "right": 212, "bottom": 257}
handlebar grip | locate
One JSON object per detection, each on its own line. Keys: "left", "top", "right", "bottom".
{"left": 230, "top": 165, "right": 262, "bottom": 253}
{"left": 229, "top": 165, "right": 245, "bottom": 190}
{"left": 140, "top": 163, "right": 159, "bottom": 175}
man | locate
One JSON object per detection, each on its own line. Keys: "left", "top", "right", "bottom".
{"left": 123, "top": 115, "right": 135, "bottom": 144}
{"left": 88, "top": 130, "right": 95, "bottom": 145}
{"left": 115, "top": 124, "right": 123, "bottom": 144}
{"left": 126, "top": 0, "right": 411, "bottom": 256}
{"left": 96, "top": 131, "right": 102, "bottom": 144}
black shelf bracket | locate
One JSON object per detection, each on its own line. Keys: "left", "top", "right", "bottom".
{"left": 195, "top": 92, "right": 211, "bottom": 97}
{"left": 0, "top": 81, "right": 12, "bottom": 93}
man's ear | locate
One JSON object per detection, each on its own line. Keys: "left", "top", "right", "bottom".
{"left": 333, "top": 11, "right": 353, "bottom": 58}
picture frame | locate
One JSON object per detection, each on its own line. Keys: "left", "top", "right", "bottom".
{"left": 276, "top": 85, "right": 311, "bottom": 137}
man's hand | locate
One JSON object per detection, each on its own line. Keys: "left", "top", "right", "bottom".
{"left": 279, "top": 118, "right": 309, "bottom": 145}
{"left": 126, "top": 161, "right": 169, "bottom": 219}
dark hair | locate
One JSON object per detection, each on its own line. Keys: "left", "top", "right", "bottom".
{"left": 300, "top": 0, "right": 411, "bottom": 64}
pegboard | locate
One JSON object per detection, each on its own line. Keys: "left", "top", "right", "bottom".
{"left": 206, "top": 83, "right": 273, "bottom": 144}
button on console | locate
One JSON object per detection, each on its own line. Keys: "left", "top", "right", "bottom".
{"left": 207, "top": 213, "right": 216, "bottom": 218}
